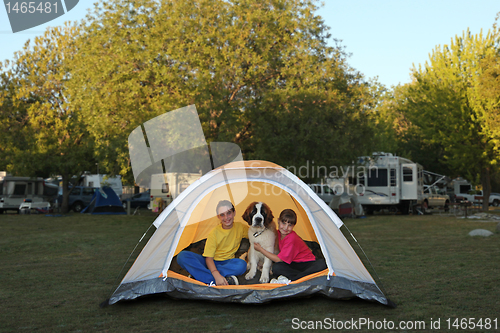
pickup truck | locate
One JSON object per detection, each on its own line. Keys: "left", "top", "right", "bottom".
{"left": 455, "top": 190, "right": 500, "bottom": 206}
{"left": 56, "top": 186, "right": 98, "bottom": 212}
{"left": 308, "top": 183, "right": 335, "bottom": 204}
{"left": 423, "top": 185, "right": 450, "bottom": 211}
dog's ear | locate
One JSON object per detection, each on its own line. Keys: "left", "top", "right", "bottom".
{"left": 242, "top": 202, "right": 256, "bottom": 225}
{"left": 262, "top": 203, "right": 274, "bottom": 227}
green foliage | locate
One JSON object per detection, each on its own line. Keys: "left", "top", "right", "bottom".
{"left": 474, "top": 26, "right": 500, "bottom": 157}
{"left": 373, "top": 84, "right": 453, "bottom": 175}
{"left": 0, "top": 25, "right": 96, "bottom": 212}
{"left": 1, "top": 0, "right": 381, "bottom": 189}
{"left": 409, "top": 30, "right": 497, "bottom": 173}
{"left": 378, "top": 28, "right": 500, "bottom": 209}
{"left": 67, "top": 0, "right": 378, "bottom": 180}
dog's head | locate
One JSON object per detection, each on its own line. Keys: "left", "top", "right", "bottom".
{"left": 242, "top": 202, "right": 274, "bottom": 228}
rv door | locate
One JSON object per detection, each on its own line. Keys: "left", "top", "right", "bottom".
{"left": 401, "top": 164, "right": 418, "bottom": 200}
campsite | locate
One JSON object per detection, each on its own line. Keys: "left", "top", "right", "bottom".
{"left": 1, "top": 210, "right": 498, "bottom": 332}
{"left": 1, "top": 1, "right": 500, "bottom": 331}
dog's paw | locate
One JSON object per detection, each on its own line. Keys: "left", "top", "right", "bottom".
{"left": 245, "top": 271, "right": 255, "bottom": 280}
{"left": 259, "top": 275, "right": 270, "bottom": 283}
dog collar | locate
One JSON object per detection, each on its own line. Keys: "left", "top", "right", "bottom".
{"left": 253, "top": 229, "right": 266, "bottom": 238}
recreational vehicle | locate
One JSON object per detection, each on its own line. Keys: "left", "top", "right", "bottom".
{"left": 449, "top": 178, "right": 500, "bottom": 206}
{"left": 80, "top": 174, "right": 123, "bottom": 198}
{"left": 150, "top": 171, "right": 202, "bottom": 212}
{"left": 0, "top": 174, "right": 58, "bottom": 213}
{"left": 348, "top": 152, "right": 424, "bottom": 214}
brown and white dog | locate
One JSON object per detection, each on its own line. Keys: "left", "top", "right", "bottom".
{"left": 242, "top": 202, "right": 277, "bottom": 283}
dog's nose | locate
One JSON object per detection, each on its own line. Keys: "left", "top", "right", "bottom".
{"left": 255, "top": 217, "right": 262, "bottom": 224}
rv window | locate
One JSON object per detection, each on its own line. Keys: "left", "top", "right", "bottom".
{"left": 43, "top": 184, "right": 58, "bottom": 197}
{"left": 0, "top": 182, "right": 3, "bottom": 195}
{"left": 403, "top": 167, "right": 413, "bottom": 182}
{"left": 356, "top": 175, "right": 365, "bottom": 186}
{"left": 161, "top": 183, "right": 169, "bottom": 193}
{"left": 367, "top": 169, "right": 388, "bottom": 187}
{"left": 179, "top": 183, "right": 190, "bottom": 193}
{"left": 13, "top": 184, "right": 26, "bottom": 196}
{"left": 459, "top": 184, "right": 471, "bottom": 193}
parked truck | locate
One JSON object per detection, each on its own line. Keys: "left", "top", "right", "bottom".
{"left": 456, "top": 190, "right": 500, "bottom": 206}
{"left": 423, "top": 185, "right": 450, "bottom": 211}
{"left": 307, "top": 183, "right": 335, "bottom": 204}
{"left": 448, "top": 177, "right": 500, "bottom": 206}
{"left": 0, "top": 173, "right": 58, "bottom": 213}
{"left": 347, "top": 152, "right": 424, "bottom": 214}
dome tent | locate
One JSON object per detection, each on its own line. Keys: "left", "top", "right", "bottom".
{"left": 105, "top": 160, "right": 394, "bottom": 307}
{"left": 81, "top": 186, "right": 126, "bottom": 215}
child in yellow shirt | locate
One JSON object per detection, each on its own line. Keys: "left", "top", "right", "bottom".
{"left": 176, "top": 200, "right": 248, "bottom": 286}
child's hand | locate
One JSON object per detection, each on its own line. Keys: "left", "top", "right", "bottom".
{"left": 254, "top": 242, "right": 262, "bottom": 252}
{"left": 213, "top": 271, "right": 228, "bottom": 286}
{"left": 215, "top": 275, "right": 228, "bottom": 286}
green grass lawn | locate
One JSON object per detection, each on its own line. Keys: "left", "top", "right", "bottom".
{"left": 1, "top": 212, "right": 499, "bottom": 332}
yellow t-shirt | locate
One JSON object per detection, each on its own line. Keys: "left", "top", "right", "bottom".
{"left": 203, "top": 222, "right": 248, "bottom": 261}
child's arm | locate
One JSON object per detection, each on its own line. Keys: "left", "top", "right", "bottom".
{"left": 254, "top": 242, "right": 282, "bottom": 263}
{"left": 206, "top": 257, "right": 228, "bottom": 286}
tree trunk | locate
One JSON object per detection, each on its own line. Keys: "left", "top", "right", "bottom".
{"left": 61, "top": 176, "right": 70, "bottom": 214}
{"left": 481, "top": 167, "right": 491, "bottom": 211}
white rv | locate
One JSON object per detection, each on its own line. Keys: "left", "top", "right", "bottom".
{"left": 348, "top": 152, "right": 424, "bottom": 214}
{"left": 449, "top": 177, "right": 500, "bottom": 206}
{"left": 150, "top": 171, "right": 202, "bottom": 211}
{"left": 81, "top": 174, "right": 123, "bottom": 198}
{"left": 0, "top": 174, "right": 58, "bottom": 213}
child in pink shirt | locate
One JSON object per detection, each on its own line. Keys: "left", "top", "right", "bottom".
{"left": 254, "top": 209, "right": 326, "bottom": 282}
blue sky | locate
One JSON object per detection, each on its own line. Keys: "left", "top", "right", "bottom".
{"left": 1, "top": 0, "right": 499, "bottom": 87}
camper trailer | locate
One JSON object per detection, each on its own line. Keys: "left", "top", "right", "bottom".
{"left": 150, "top": 171, "right": 203, "bottom": 212}
{"left": 348, "top": 152, "right": 424, "bottom": 214}
{"left": 449, "top": 177, "right": 500, "bottom": 205}
{"left": 0, "top": 174, "right": 58, "bottom": 213}
{"left": 81, "top": 174, "right": 123, "bottom": 199}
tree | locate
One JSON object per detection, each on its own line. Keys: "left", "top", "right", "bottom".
{"left": 373, "top": 84, "right": 454, "bottom": 176}
{"left": 67, "top": 0, "right": 378, "bottom": 182}
{"left": 395, "top": 29, "right": 499, "bottom": 210}
{"left": 0, "top": 24, "right": 96, "bottom": 213}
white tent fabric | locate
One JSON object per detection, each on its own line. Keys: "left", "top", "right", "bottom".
{"left": 109, "top": 161, "right": 390, "bottom": 306}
